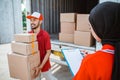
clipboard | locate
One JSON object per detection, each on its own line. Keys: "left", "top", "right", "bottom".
{"left": 61, "top": 49, "right": 83, "bottom": 76}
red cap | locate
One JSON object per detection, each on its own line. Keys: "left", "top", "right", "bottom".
{"left": 27, "top": 12, "right": 43, "bottom": 21}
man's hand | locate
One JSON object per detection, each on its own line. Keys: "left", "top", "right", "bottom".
{"left": 32, "top": 66, "right": 41, "bottom": 78}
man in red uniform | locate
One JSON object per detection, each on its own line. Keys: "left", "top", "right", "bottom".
{"left": 27, "top": 12, "right": 57, "bottom": 80}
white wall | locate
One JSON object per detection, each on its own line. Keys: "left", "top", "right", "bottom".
{"left": 0, "top": 0, "right": 23, "bottom": 44}
{"left": 13, "top": 0, "right": 23, "bottom": 34}
{"left": 26, "top": 0, "right": 31, "bottom": 32}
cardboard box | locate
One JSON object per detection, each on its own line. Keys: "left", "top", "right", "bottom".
{"left": 7, "top": 52, "right": 40, "bottom": 80}
{"left": 61, "top": 22, "right": 75, "bottom": 34}
{"left": 59, "top": 33, "right": 74, "bottom": 43}
{"left": 60, "top": 13, "right": 76, "bottom": 22}
{"left": 11, "top": 41, "right": 38, "bottom": 55}
{"left": 14, "top": 33, "right": 36, "bottom": 43}
{"left": 76, "top": 14, "right": 90, "bottom": 32}
{"left": 74, "top": 31, "right": 94, "bottom": 46}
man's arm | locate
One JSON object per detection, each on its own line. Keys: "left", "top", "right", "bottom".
{"left": 39, "top": 49, "right": 51, "bottom": 69}
{"left": 33, "top": 50, "right": 51, "bottom": 78}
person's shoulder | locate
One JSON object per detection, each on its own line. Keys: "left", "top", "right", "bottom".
{"left": 42, "top": 30, "right": 50, "bottom": 37}
{"left": 83, "top": 51, "right": 102, "bottom": 63}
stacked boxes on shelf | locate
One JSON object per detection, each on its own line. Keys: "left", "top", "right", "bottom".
{"left": 59, "top": 13, "right": 76, "bottom": 43}
{"left": 7, "top": 33, "right": 40, "bottom": 80}
{"left": 74, "top": 14, "right": 95, "bottom": 46}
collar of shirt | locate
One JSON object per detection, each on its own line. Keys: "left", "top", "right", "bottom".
{"left": 101, "top": 44, "right": 115, "bottom": 54}
{"left": 37, "top": 29, "right": 43, "bottom": 37}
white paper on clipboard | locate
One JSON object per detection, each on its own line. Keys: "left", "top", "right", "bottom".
{"left": 61, "top": 49, "right": 83, "bottom": 76}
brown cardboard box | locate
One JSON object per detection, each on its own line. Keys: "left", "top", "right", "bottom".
{"left": 14, "top": 33, "right": 36, "bottom": 43}
{"left": 11, "top": 41, "right": 38, "bottom": 55}
{"left": 7, "top": 52, "right": 40, "bottom": 80}
{"left": 59, "top": 33, "right": 74, "bottom": 43}
{"left": 74, "top": 31, "right": 94, "bottom": 46}
{"left": 60, "top": 13, "right": 76, "bottom": 22}
{"left": 61, "top": 22, "right": 75, "bottom": 34}
{"left": 76, "top": 14, "right": 90, "bottom": 32}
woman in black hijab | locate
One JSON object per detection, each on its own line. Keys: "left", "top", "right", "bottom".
{"left": 73, "top": 2, "right": 120, "bottom": 80}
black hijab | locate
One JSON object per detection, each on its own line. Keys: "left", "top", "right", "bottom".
{"left": 89, "top": 2, "right": 120, "bottom": 80}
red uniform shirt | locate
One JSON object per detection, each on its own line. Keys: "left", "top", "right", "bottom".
{"left": 29, "top": 29, "right": 51, "bottom": 72}
{"left": 73, "top": 44, "right": 114, "bottom": 80}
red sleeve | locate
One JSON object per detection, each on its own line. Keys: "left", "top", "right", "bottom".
{"left": 28, "top": 31, "right": 34, "bottom": 33}
{"left": 73, "top": 59, "right": 90, "bottom": 80}
{"left": 45, "top": 33, "right": 51, "bottom": 50}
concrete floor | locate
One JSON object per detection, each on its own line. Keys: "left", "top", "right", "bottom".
{"left": 0, "top": 44, "right": 72, "bottom": 80}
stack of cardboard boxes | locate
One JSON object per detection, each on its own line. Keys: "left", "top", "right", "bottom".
{"left": 7, "top": 33, "right": 40, "bottom": 80}
{"left": 59, "top": 13, "right": 76, "bottom": 43}
{"left": 59, "top": 13, "right": 95, "bottom": 47}
{"left": 74, "top": 14, "right": 95, "bottom": 46}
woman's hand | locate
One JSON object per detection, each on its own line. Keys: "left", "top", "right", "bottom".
{"left": 80, "top": 50, "right": 88, "bottom": 57}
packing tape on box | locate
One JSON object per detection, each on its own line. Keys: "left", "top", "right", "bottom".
{"left": 31, "top": 34, "right": 35, "bottom": 55}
